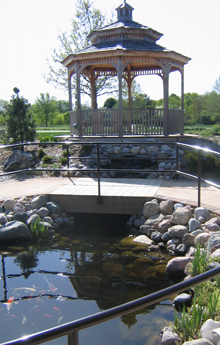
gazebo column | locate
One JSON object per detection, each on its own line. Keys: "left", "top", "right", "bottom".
{"left": 181, "top": 67, "right": 184, "bottom": 110}
{"left": 118, "top": 58, "right": 123, "bottom": 137}
{"left": 68, "top": 71, "right": 72, "bottom": 111}
{"left": 75, "top": 62, "right": 82, "bottom": 136}
{"left": 90, "top": 70, "right": 98, "bottom": 110}
{"left": 163, "top": 61, "right": 170, "bottom": 136}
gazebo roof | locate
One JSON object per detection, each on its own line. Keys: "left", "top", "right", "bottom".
{"left": 62, "top": 1, "right": 190, "bottom": 66}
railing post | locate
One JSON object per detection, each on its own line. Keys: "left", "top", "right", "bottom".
{"left": 97, "top": 143, "right": 103, "bottom": 204}
{"left": 198, "top": 150, "right": 201, "bottom": 207}
{"left": 176, "top": 138, "right": 179, "bottom": 172}
{"left": 68, "top": 330, "right": 79, "bottom": 345}
{"left": 66, "top": 144, "right": 70, "bottom": 179}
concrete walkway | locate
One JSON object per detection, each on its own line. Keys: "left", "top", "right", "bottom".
{"left": 1, "top": 177, "right": 220, "bottom": 214}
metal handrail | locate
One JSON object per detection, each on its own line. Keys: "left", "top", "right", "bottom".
{"left": 2, "top": 266, "right": 220, "bottom": 345}
{"left": 1, "top": 139, "right": 220, "bottom": 206}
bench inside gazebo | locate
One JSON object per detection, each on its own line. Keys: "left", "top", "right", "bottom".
{"left": 62, "top": 1, "right": 190, "bottom": 138}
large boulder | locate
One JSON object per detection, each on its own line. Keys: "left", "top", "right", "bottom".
{"left": 166, "top": 257, "right": 193, "bottom": 275}
{"left": 200, "top": 319, "right": 220, "bottom": 345}
{"left": 3, "top": 150, "right": 35, "bottom": 172}
{"left": 168, "top": 225, "right": 188, "bottom": 240}
{"left": 171, "top": 208, "right": 192, "bottom": 225}
{"left": 143, "top": 199, "right": 159, "bottom": 218}
{"left": 160, "top": 200, "right": 173, "bottom": 215}
{"left": 194, "top": 207, "right": 212, "bottom": 222}
{"left": 0, "top": 221, "right": 30, "bottom": 240}
{"left": 2, "top": 198, "right": 16, "bottom": 211}
{"left": 45, "top": 201, "right": 62, "bottom": 214}
{"left": 31, "top": 195, "right": 48, "bottom": 209}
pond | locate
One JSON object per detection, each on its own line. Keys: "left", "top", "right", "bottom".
{"left": 0, "top": 214, "right": 175, "bottom": 345}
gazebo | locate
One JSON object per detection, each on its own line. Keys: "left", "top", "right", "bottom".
{"left": 62, "top": 0, "right": 190, "bottom": 137}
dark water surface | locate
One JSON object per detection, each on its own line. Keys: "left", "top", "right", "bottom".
{"left": 0, "top": 214, "right": 175, "bottom": 345}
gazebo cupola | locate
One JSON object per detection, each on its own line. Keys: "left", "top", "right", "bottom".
{"left": 62, "top": 1, "right": 191, "bottom": 137}
{"left": 116, "top": 1, "right": 134, "bottom": 21}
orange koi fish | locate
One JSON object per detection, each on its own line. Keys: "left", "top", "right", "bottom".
{"left": 44, "top": 314, "right": 53, "bottom": 317}
{"left": 4, "top": 297, "right": 14, "bottom": 314}
{"left": 53, "top": 307, "right": 60, "bottom": 313}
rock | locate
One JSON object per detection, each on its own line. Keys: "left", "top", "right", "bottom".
{"left": 166, "top": 257, "right": 193, "bottom": 275}
{"left": 206, "top": 233, "right": 220, "bottom": 251}
{"left": 194, "top": 207, "right": 212, "bottom": 221}
{"left": 13, "top": 213, "right": 28, "bottom": 223}
{"left": 134, "top": 216, "right": 145, "bottom": 228}
{"left": 37, "top": 207, "right": 49, "bottom": 218}
{"left": 131, "top": 146, "right": 140, "bottom": 154}
{"left": 25, "top": 204, "right": 34, "bottom": 212}
{"left": 113, "top": 146, "right": 121, "bottom": 154}
{"left": 54, "top": 217, "right": 63, "bottom": 225}
{"left": 145, "top": 213, "right": 165, "bottom": 226}
{"left": 173, "top": 293, "right": 192, "bottom": 310}
{"left": 133, "top": 235, "right": 153, "bottom": 245}
{"left": 27, "top": 214, "right": 41, "bottom": 226}
{"left": 206, "top": 223, "right": 220, "bottom": 232}
{"left": 42, "top": 216, "right": 53, "bottom": 225}
{"left": 189, "top": 218, "right": 202, "bottom": 232}
{"left": 185, "top": 246, "right": 196, "bottom": 257}
{"left": 17, "top": 196, "right": 31, "bottom": 205}
{"left": 143, "top": 200, "right": 159, "bottom": 218}
{"left": 173, "top": 203, "right": 184, "bottom": 211}
{"left": 151, "top": 231, "right": 162, "bottom": 243}
{"left": 183, "top": 233, "right": 196, "bottom": 247}
{"left": 175, "top": 243, "right": 188, "bottom": 255}
{"left": 0, "top": 221, "right": 30, "bottom": 240}
{"left": 13, "top": 203, "right": 25, "bottom": 213}
{"left": 2, "top": 198, "right": 16, "bottom": 211}
{"left": 183, "top": 338, "right": 215, "bottom": 344}
{"left": 0, "top": 214, "right": 7, "bottom": 224}
{"left": 161, "top": 327, "right": 181, "bottom": 345}
{"left": 200, "top": 319, "right": 220, "bottom": 345}
{"left": 46, "top": 202, "right": 62, "bottom": 214}
{"left": 194, "top": 233, "right": 211, "bottom": 247}
{"left": 121, "top": 147, "right": 131, "bottom": 154}
{"left": 158, "top": 219, "right": 171, "bottom": 233}
{"left": 168, "top": 225, "right": 188, "bottom": 240}
{"left": 31, "top": 195, "right": 48, "bottom": 209}
{"left": 171, "top": 208, "right": 192, "bottom": 225}
{"left": 3, "top": 150, "right": 34, "bottom": 172}
{"left": 147, "top": 173, "right": 159, "bottom": 179}
{"left": 211, "top": 249, "right": 220, "bottom": 259}
{"left": 167, "top": 238, "right": 181, "bottom": 246}
{"left": 147, "top": 146, "right": 159, "bottom": 155}
{"left": 161, "top": 232, "right": 170, "bottom": 243}
{"left": 160, "top": 200, "right": 173, "bottom": 215}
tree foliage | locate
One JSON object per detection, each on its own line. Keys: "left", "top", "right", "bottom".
{"left": 46, "top": 0, "right": 116, "bottom": 107}
{"left": 33, "top": 93, "right": 57, "bottom": 127}
{"left": 5, "top": 88, "right": 36, "bottom": 145}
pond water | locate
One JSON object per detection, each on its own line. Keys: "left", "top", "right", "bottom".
{"left": 0, "top": 214, "right": 176, "bottom": 345}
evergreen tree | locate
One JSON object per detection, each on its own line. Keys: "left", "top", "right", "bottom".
{"left": 5, "top": 88, "right": 36, "bottom": 146}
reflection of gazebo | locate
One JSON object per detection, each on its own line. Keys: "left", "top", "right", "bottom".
{"left": 62, "top": 1, "right": 190, "bottom": 137}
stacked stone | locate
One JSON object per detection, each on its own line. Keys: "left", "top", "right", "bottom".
{"left": 0, "top": 195, "right": 75, "bottom": 241}
{"left": 127, "top": 199, "right": 220, "bottom": 274}
{"left": 70, "top": 140, "right": 184, "bottom": 180}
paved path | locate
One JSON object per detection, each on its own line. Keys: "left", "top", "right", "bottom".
{"left": 1, "top": 177, "right": 220, "bottom": 214}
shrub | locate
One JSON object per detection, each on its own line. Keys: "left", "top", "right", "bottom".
{"left": 37, "top": 148, "right": 45, "bottom": 159}
{"left": 42, "top": 155, "right": 52, "bottom": 164}
{"left": 60, "top": 157, "right": 68, "bottom": 165}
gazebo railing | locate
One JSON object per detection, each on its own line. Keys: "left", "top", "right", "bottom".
{"left": 70, "top": 108, "right": 165, "bottom": 136}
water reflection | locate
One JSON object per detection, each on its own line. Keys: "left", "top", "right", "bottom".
{"left": 0, "top": 214, "right": 175, "bottom": 344}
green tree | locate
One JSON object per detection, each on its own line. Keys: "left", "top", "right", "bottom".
{"left": 169, "top": 93, "right": 181, "bottom": 109}
{"left": 201, "top": 91, "right": 220, "bottom": 124}
{"left": 104, "top": 97, "right": 117, "bottom": 108}
{"left": 213, "top": 76, "right": 220, "bottom": 93}
{"left": 0, "top": 99, "right": 8, "bottom": 126}
{"left": 46, "top": 0, "right": 115, "bottom": 108}
{"left": 33, "top": 93, "right": 57, "bottom": 127}
{"left": 5, "top": 88, "right": 36, "bottom": 146}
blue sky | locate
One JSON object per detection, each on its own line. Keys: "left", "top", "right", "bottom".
{"left": 1, "top": 0, "right": 220, "bottom": 106}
